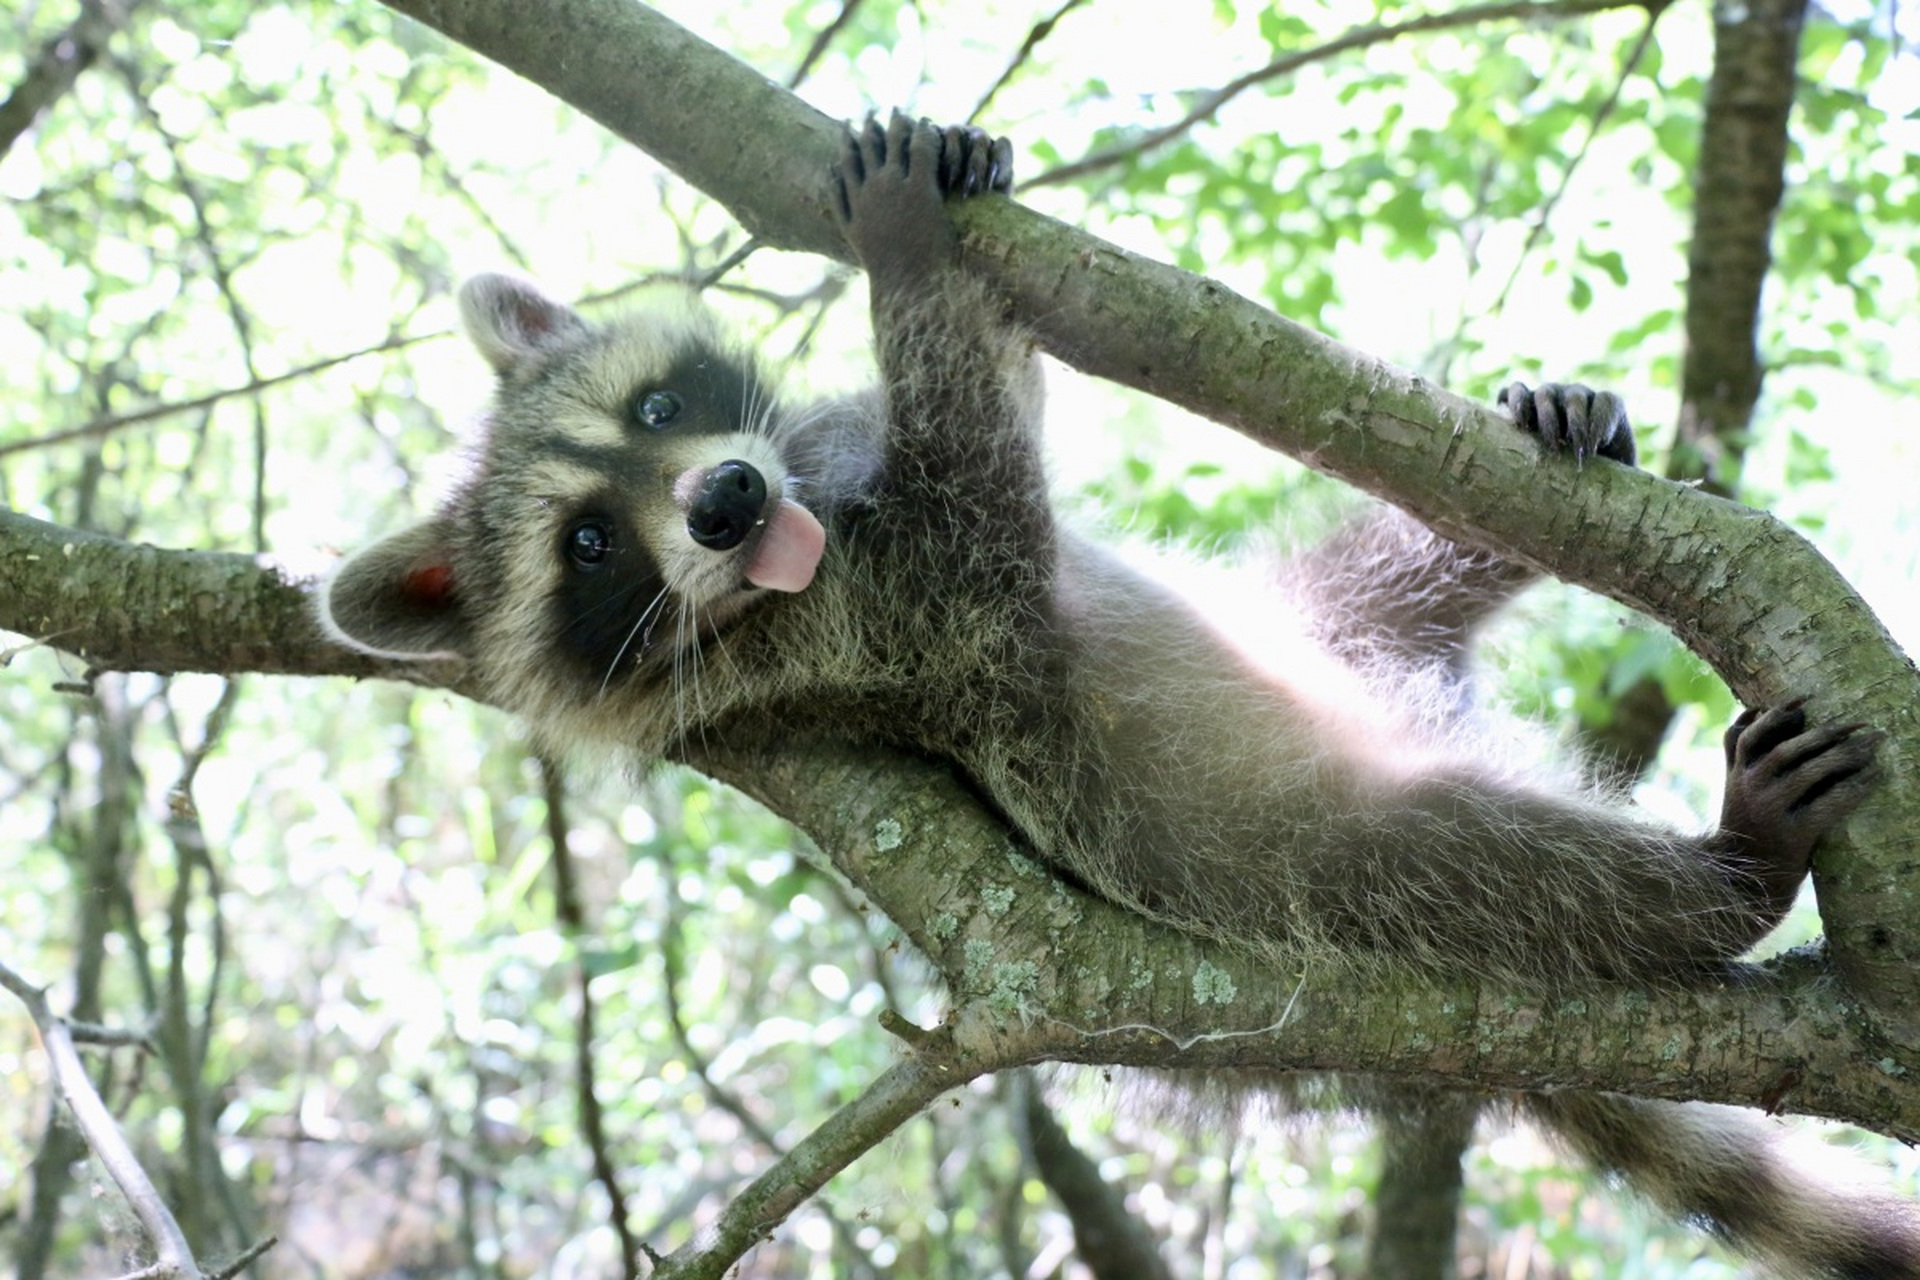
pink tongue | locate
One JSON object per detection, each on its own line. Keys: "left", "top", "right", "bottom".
{"left": 746, "top": 499, "right": 825, "bottom": 592}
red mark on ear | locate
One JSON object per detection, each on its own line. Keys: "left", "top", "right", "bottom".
{"left": 513, "top": 299, "right": 553, "bottom": 337}
{"left": 403, "top": 563, "right": 455, "bottom": 606}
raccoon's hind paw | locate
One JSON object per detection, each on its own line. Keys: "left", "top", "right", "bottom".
{"left": 1715, "top": 699, "right": 1882, "bottom": 910}
{"left": 1499, "top": 381, "right": 1637, "bottom": 468}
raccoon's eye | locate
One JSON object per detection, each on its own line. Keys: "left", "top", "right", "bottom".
{"left": 633, "top": 389, "right": 682, "bottom": 430}
{"left": 565, "top": 520, "right": 613, "bottom": 568}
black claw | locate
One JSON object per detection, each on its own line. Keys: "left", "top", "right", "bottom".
{"left": 1724, "top": 705, "right": 1763, "bottom": 768}
{"left": 942, "top": 123, "right": 966, "bottom": 194}
{"left": 989, "top": 135, "right": 1015, "bottom": 193}
{"left": 1500, "top": 380, "right": 1637, "bottom": 468}
{"left": 830, "top": 165, "right": 849, "bottom": 222}
{"left": 886, "top": 111, "right": 914, "bottom": 173}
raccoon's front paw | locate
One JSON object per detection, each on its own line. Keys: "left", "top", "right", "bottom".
{"left": 1499, "top": 381, "right": 1637, "bottom": 468}
{"left": 832, "top": 111, "right": 1013, "bottom": 291}
{"left": 1714, "top": 699, "right": 1880, "bottom": 911}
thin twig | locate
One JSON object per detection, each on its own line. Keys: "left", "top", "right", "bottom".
{"left": 786, "top": 0, "right": 867, "bottom": 89}
{"left": 67, "top": 1017, "right": 157, "bottom": 1049}
{"left": 660, "top": 883, "right": 785, "bottom": 1148}
{"left": 1484, "top": 7, "right": 1667, "bottom": 317}
{"left": 0, "top": 272, "right": 747, "bottom": 463}
{"left": 656, "top": 852, "right": 883, "bottom": 1276}
{"left": 692, "top": 238, "right": 762, "bottom": 290}
{"left": 969, "top": 0, "right": 1093, "bottom": 123}
{"left": 540, "top": 755, "right": 642, "bottom": 1278}
{"left": 114, "top": 53, "right": 273, "bottom": 550}
{"left": 1027, "top": 0, "right": 1653, "bottom": 189}
{"left": 0, "top": 337, "right": 431, "bottom": 460}
{"left": 647, "top": 1051, "right": 988, "bottom": 1280}
{"left": 158, "top": 676, "right": 256, "bottom": 1248}
{"left": 208, "top": 1234, "right": 279, "bottom": 1280}
{"left": 0, "top": 958, "right": 205, "bottom": 1278}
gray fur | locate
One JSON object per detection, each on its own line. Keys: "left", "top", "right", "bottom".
{"left": 318, "top": 114, "right": 1909, "bottom": 1275}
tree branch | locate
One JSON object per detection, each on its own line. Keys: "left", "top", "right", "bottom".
{"left": 698, "top": 736, "right": 1920, "bottom": 1134}
{"left": 0, "top": 957, "right": 205, "bottom": 1279}
{"left": 0, "top": 0, "right": 138, "bottom": 159}
{"left": 1015, "top": 1071, "right": 1175, "bottom": 1280}
{"left": 647, "top": 1034, "right": 1009, "bottom": 1280}
{"left": 541, "top": 758, "right": 642, "bottom": 1279}
{"left": 0, "top": 508, "right": 459, "bottom": 687}
{"left": 1484, "top": 8, "right": 1665, "bottom": 318}
{"left": 969, "top": 0, "right": 1092, "bottom": 125}
{"left": 3, "top": 514, "right": 1914, "bottom": 1127}
{"left": 1676, "top": 0, "right": 1807, "bottom": 490}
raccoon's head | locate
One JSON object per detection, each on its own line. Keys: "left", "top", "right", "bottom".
{"left": 316, "top": 274, "right": 826, "bottom": 728}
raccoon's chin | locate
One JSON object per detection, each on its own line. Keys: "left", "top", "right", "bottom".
{"left": 745, "top": 499, "right": 825, "bottom": 593}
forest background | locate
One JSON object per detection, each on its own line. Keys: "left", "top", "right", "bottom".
{"left": 2, "top": 0, "right": 1919, "bottom": 1276}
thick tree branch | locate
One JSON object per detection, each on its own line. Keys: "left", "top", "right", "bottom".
{"left": 701, "top": 737, "right": 1920, "bottom": 1132}
{"left": 3, "top": 512, "right": 1916, "bottom": 1129}
{"left": 0, "top": 509, "right": 458, "bottom": 688}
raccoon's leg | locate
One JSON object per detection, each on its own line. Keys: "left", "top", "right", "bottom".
{"left": 831, "top": 114, "right": 1047, "bottom": 529}
{"left": 1502, "top": 715, "right": 1907, "bottom": 1279}
{"left": 1285, "top": 374, "right": 1875, "bottom": 968}
{"left": 1285, "top": 381, "right": 1632, "bottom": 682}
{"left": 1326, "top": 383, "right": 1630, "bottom": 1280}
{"left": 1288, "top": 674, "right": 1879, "bottom": 982}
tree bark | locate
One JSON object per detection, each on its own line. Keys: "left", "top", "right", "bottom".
{"left": 1677, "top": 0, "right": 1808, "bottom": 494}
{"left": 1365, "top": 1094, "right": 1480, "bottom": 1280}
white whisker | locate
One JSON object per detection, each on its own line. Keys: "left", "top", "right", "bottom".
{"left": 599, "top": 584, "right": 673, "bottom": 699}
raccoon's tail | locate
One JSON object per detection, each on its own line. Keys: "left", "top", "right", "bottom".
{"left": 1520, "top": 1091, "right": 1920, "bottom": 1279}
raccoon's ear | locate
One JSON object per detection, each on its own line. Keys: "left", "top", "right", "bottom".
{"left": 458, "top": 274, "right": 589, "bottom": 376}
{"left": 317, "top": 521, "right": 471, "bottom": 661}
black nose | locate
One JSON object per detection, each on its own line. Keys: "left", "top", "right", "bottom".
{"left": 686, "top": 460, "right": 768, "bottom": 550}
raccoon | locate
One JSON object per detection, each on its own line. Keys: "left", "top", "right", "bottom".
{"left": 318, "top": 115, "right": 1912, "bottom": 1274}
